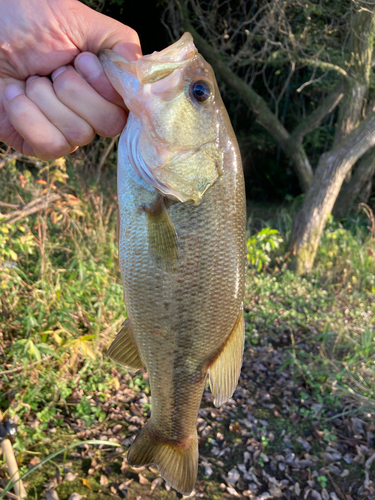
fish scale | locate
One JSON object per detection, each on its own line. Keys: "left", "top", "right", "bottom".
{"left": 100, "top": 32, "right": 246, "bottom": 495}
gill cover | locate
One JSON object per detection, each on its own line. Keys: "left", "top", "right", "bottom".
{"left": 99, "top": 33, "right": 223, "bottom": 203}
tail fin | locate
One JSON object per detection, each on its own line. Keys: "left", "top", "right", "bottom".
{"left": 127, "top": 422, "right": 198, "bottom": 495}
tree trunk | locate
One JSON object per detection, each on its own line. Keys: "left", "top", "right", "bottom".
{"left": 332, "top": 147, "right": 375, "bottom": 216}
{"left": 289, "top": 112, "right": 375, "bottom": 274}
{"left": 333, "top": 2, "right": 375, "bottom": 185}
{"left": 289, "top": 1, "right": 375, "bottom": 273}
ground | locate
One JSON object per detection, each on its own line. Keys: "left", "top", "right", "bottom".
{"left": 0, "top": 152, "right": 374, "bottom": 500}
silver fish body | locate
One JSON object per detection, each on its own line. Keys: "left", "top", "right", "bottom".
{"left": 100, "top": 33, "right": 246, "bottom": 495}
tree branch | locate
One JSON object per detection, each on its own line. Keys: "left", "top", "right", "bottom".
{"left": 298, "top": 57, "right": 350, "bottom": 81}
{"left": 0, "top": 193, "right": 62, "bottom": 225}
{"left": 289, "top": 85, "right": 345, "bottom": 145}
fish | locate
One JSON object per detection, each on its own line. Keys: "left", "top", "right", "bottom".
{"left": 99, "top": 32, "right": 246, "bottom": 495}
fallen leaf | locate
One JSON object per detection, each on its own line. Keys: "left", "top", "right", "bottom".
{"left": 226, "top": 486, "right": 240, "bottom": 497}
{"left": 151, "top": 477, "right": 163, "bottom": 491}
{"left": 138, "top": 474, "right": 149, "bottom": 485}
{"left": 28, "top": 457, "right": 41, "bottom": 469}
{"left": 45, "top": 489, "right": 59, "bottom": 500}
{"left": 67, "top": 494, "right": 83, "bottom": 500}
{"left": 81, "top": 478, "right": 91, "bottom": 489}
{"left": 227, "top": 468, "right": 240, "bottom": 486}
{"left": 64, "top": 473, "right": 77, "bottom": 482}
{"left": 100, "top": 475, "right": 108, "bottom": 487}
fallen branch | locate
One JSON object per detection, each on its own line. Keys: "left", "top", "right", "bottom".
{"left": 96, "top": 136, "right": 117, "bottom": 182}
{"left": 0, "top": 487, "right": 19, "bottom": 500}
{"left": 0, "top": 202, "right": 21, "bottom": 209}
{"left": 364, "top": 451, "right": 375, "bottom": 490}
{"left": 0, "top": 193, "right": 62, "bottom": 225}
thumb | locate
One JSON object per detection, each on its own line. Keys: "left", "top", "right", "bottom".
{"left": 71, "top": 1, "right": 142, "bottom": 60}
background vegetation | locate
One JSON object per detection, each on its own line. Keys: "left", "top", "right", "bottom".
{"left": 1, "top": 1, "right": 375, "bottom": 499}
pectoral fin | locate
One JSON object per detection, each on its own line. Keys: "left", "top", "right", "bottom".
{"left": 142, "top": 196, "right": 179, "bottom": 271}
{"left": 108, "top": 318, "right": 144, "bottom": 372}
{"left": 208, "top": 310, "right": 245, "bottom": 407}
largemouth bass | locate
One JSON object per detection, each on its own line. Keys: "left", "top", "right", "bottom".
{"left": 100, "top": 33, "right": 246, "bottom": 495}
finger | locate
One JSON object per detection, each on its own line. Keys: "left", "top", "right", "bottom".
{"left": 52, "top": 65, "right": 127, "bottom": 137}
{"left": 3, "top": 83, "right": 76, "bottom": 161}
{"left": 74, "top": 52, "right": 125, "bottom": 108}
{"left": 26, "top": 75, "right": 95, "bottom": 146}
{"left": 72, "top": 4, "right": 142, "bottom": 61}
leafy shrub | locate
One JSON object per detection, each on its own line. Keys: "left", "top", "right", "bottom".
{"left": 247, "top": 227, "right": 283, "bottom": 271}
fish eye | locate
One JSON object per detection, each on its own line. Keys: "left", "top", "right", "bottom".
{"left": 190, "top": 80, "right": 211, "bottom": 103}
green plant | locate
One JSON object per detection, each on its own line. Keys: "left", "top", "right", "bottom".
{"left": 247, "top": 227, "right": 283, "bottom": 271}
{"left": 317, "top": 475, "right": 328, "bottom": 488}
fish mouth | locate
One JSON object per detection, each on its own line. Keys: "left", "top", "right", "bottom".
{"left": 99, "top": 33, "right": 197, "bottom": 85}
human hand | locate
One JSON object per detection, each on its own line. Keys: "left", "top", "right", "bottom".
{"left": 0, "top": 0, "right": 141, "bottom": 160}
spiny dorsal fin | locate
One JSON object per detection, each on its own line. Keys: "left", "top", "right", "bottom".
{"left": 107, "top": 317, "right": 144, "bottom": 372}
{"left": 142, "top": 196, "right": 179, "bottom": 271}
{"left": 127, "top": 421, "right": 198, "bottom": 496}
{"left": 208, "top": 309, "right": 244, "bottom": 407}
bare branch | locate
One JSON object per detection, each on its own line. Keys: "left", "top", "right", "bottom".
{"left": 290, "top": 85, "right": 345, "bottom": 145}
{"left": 297, "top": 57, "right": 349, "bottom": 80}
{"left": 0, "top": 192, "right": 62, "bottom": 225}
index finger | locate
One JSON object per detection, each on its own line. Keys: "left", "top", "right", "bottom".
{"left": 74, "top": 52, "right": 125, "bottom": 109}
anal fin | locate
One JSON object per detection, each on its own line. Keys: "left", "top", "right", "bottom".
{"left": 208, "top": 309, "right": 245, "bottom": 407}
{"left": 107, "top": 317, "right": 144, "bottom": 372}
{"left": 142, "top": 196, "right": 179, "bottom": 271}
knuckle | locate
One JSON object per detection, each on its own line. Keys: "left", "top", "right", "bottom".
{"left": 26, "top": 77, "right": 51, "bottom": 100}
{"left": 37, "top": 138, "right": 70, "bottom": 161}
{"left": 66, "top": 124, "right": 95, "bottom": 146}
{"left": 53, "top": 69, "right": 79, "bottom": 100}
{"left": 96, "top": 109, "right": 126, "bottom": 137}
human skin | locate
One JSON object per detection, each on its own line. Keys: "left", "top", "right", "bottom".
{"left": 0, "top": 0, "right": 141, "bottom": 160}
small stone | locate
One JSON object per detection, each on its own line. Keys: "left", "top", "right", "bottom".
{"left": 67, "top": 494, "right": 83, "bottom": 500}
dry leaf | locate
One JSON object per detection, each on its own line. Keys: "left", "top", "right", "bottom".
{"left": 45, "top": 489, "right": 59, "bottom": 500}
{"left": 81, "top": 478, "right": 91, "bottom": 489}
{"left": 138, "top": 474, "right": 149, "bottom": 484}
{"left": 29, "top": 457, "right": 41, "bottom": 469}
{"left": 100, "top": 475, "right": 108, "bottom": 487}
{"left": 226, "top": 486, "right": 240, "bottom": 497}
{"left": 67, "top": 494, "right": 83, "bottom": 500}
{"left": 151, "top": 477, "right": 163, "bottom": 491}
{"left": 64, "top": 473, "right": 77, "bottom": 482}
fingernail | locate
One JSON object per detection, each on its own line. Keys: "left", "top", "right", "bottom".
{"left": 4, "top": 84, "right": 23, "bottom": 101}
{"left": 51, "top": 66, "right": 68, "bottom": 81}
{"left": 26, "top": 75, "right": 39, "bottom": 84}
{"left": 76, "top": 54, "right": 102, "bottom": 81}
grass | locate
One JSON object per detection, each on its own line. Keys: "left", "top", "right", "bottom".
{"left": 246, "top": 199, "right": 375, "bottom": 407}
{"left": 0, "top": 152, "right": 374, "bottom": 498}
